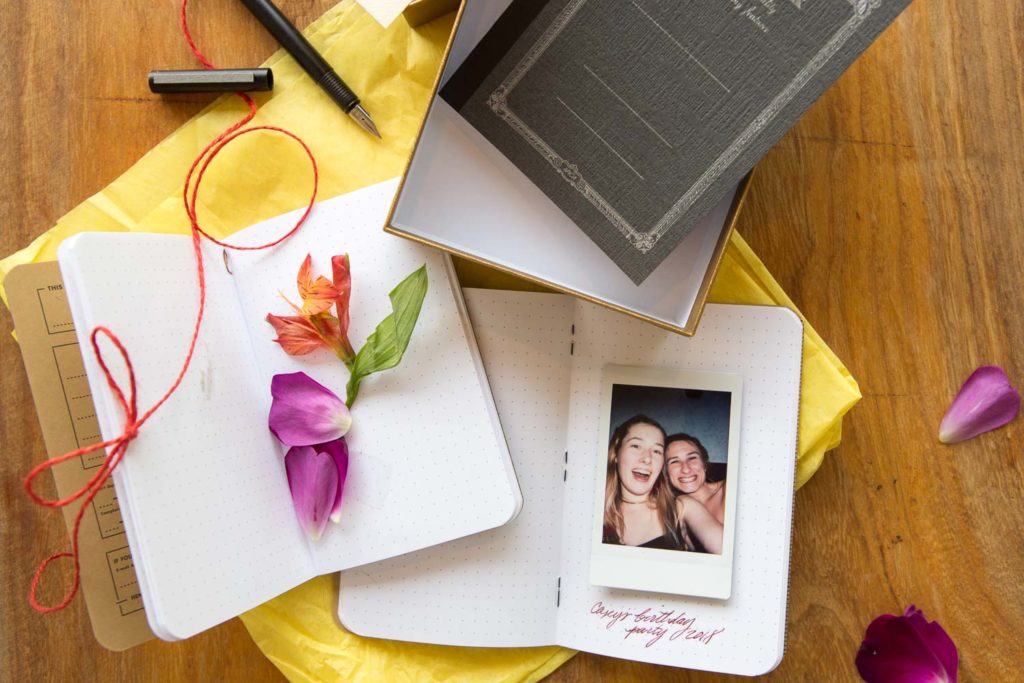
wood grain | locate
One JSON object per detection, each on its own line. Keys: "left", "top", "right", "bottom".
{"left": 2, "top": 1, "right": 1021, "bottom": 681}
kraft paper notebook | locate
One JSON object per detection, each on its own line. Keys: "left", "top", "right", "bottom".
{"left": 440, "top": 0, "right": 913, "bottom": 284}
{"left": 56, "top": 179, "right": 521, "bottom": 641}
{"left": 339, "top": 292, "right": 804, "bottom": 676}
{"left": 5, "top": 261, "right": 154, "bottom": 650}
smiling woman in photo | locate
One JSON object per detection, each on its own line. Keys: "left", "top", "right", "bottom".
{"left": 665, "top": 433, "right": 726, "bottom": 526}
{"left": 603, "top": 415, "right": 676, "bottom": 548}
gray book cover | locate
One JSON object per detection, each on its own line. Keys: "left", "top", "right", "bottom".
{"left": 442, "top": 0, "right": 912, "bottom": 284}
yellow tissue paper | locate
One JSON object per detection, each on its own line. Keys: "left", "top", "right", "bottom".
{"left": 0, "top": 1, "right": 859, "bottom": 679}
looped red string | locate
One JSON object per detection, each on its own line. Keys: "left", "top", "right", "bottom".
{"left": 25, "top": 0, "right": 319, "bottom": 613}
{"left": 27, "top": 328, "right": 140, "bottom": 612}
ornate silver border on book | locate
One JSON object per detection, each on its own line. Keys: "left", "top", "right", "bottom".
{"left": 488, "top": 0, "right": 881, "bottom": 254}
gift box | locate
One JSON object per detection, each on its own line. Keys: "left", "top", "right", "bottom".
{"left": 385, "top": 0, "right": 752, "bottom": 335}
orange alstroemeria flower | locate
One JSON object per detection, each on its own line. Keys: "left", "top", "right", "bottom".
{"left": 267, "top": 254, "right": 356, "bottom": 364}
{"left": 266, "top": 313, "right": 328, "bottom": 356}
{"left": 297, "top": 254, "right": 342, "bottom": 316}
{"left": 332, "top": 254, "right": 352, "bottom": 339}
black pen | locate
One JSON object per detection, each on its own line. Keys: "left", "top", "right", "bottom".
{"left": 240, "top": 0, "right": 381, "bottom": 138}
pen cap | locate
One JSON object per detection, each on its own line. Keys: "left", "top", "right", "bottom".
{"left": 148, "top": 68, "right": 274, "bottom": 94}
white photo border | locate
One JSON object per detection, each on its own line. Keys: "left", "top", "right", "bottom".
{"left": 589, "top": 365, "right": 742, "bottom": 600}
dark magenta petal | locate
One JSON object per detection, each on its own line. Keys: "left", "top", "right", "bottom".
{"left": 317, "top": 438, "right": 349, "bottom": 523}
{"left": 269, "top": 372, "right": 351, "bottom": 446}
{"left": 856, "top": 606, "right": 957, "bottom": 683}
{"left": 284, "top": 446, "right": 339, "bottom": 542}
{"left": 939, "top": 365, "right": 1020, "bottom": 443}
{"left": 903, "top": 607, "right": 958, "bottom": 683}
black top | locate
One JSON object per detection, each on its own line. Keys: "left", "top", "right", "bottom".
{"left": 637, "top": 531, "right": 684, "bottom": 551}
{"left": 603, "top": 526, "right": 706, "bottom": 553}
{"left": 604, "top": 526, "right": 688, "bottom": 551}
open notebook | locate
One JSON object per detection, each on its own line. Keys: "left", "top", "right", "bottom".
{"left": 56, "top": 180, "right": 521, "bottom": 641}
{"left": 339, "top": 292, "right": 803, "bottom": 676}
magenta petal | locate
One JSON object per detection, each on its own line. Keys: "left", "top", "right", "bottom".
{"left": 904, "top": 607, "right": 958, "bottom": 682}
{"left": 856, "top": 605, "right": 957, "bottom": 683}
{"left": 939, "top": 365, "right": 1020, "bottom": 444}
{"left": 318, "top": 438, "right": 349, "bottom": 523}
{"left": 269, "top": 372, "right": 352, "bottom": 446}
{"left": 284, "top": 446, "right": 339, "bottom": 542}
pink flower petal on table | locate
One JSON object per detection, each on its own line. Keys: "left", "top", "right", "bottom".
{"left": 856, "top": 605, "right": 958, "bottom": 683}
{"left": 284, "top": 446, "right": 339, "bottom": 542}
{"left": 317, "top": 438, "right": 349, "bottom": 523}
{"left": 269, "top": 372, "right": 351, "bottom": 446}
{"left": 939, "top": 365, "right": 1020, "bottom": 444}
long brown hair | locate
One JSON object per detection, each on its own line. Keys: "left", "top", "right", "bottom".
{"left": 602, "top": 415, "right": 679, "bottom": 545}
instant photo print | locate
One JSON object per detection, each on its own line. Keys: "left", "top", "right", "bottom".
{"left": 590, "top": 366, "right": 741, "bottom": 600}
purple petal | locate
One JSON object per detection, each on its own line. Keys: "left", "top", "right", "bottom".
{"left": 856, "top": 606, "right": 957, "bottom": 683}
{"left": 269, "top": 372, "right": 352, "bottom": 446}
{"left": 316, "top": 438, "right": 349, "bottom": 523}
{"left": 902, "top": 607, "right": 958, "bottom": 682}
{"left": 939, "top": 365, "right": 1020, "bottom": 444}
{"left": 284, "top": 446, "right": 339, "bottom": 542}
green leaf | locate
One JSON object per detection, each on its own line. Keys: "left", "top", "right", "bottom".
{"left": 345, "top": 265, "right": 428, "bottom": 407}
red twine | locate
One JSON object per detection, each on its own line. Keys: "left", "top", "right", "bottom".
{"left": 24, "top": 0, "right": 319, "bottom": 613}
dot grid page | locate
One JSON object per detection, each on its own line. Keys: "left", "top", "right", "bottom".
{"left": 555, "top": 301, "right": 803, "bottom": 675}
{"left": 228, "top": 180, "right": 520, "bottom": 574}
{"left": 338, "top": 290, "right": 574, "bottom": 647}
{"left": 59, "top": 233, "right": 312, "bottom": 641}
{"left": 336, "top": 291, "right": 803, "bottom": 671}
{"left": 57, "top": 180, "right": 520, "bottom": 641}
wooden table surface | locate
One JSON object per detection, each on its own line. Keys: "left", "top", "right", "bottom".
{"left": 2, "top": 1, "right": 1021, "bottom": 681}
